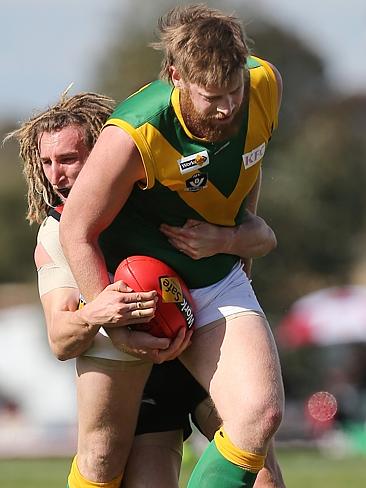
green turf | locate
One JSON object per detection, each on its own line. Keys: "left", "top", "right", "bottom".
{"left": 0, "top": 449, "right": 364, "bottom": 487}
{"left": 0, "top": 458, "right": 70, "bottom": 488}
{"left": 277, "top": 449, "right": 366, "bottom": 488}
{"left": 180, "top": 446, "right": 366, "bottom": 488}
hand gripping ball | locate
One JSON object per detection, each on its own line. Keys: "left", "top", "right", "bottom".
{"left": 114, "top": 256, "right": 195, "bottom": 338}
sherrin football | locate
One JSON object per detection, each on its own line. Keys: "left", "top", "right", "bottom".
{"left": 114, "top": 255, "right": 195, "bottom": 338}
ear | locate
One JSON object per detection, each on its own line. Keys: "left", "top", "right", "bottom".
{"left": 170, "top": 66, "right": 182, "bottom": 88}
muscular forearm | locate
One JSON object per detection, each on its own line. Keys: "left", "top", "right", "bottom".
{"left": 44, "top": 280, "right": 160, "bottom": 360}
{"left": 160, "top": 212, "right": 276, "bottom": 261}
{"left": 60, "top": 236, "right": 110, "bottom": 302}
{"left": 47, "top": 308, "right": 100, "bottom": 361}
{"left": 60, "top": 126, "right": 146, "bottom": 301}
{"left": 225, "top": 212, "right": 277, "bottom": 259}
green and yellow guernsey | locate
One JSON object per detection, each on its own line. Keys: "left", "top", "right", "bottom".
{"left": 100, "top": 56, "right": 280, "bottom": 288}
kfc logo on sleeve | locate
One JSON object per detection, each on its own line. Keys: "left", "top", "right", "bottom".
{"left": 242, "top": 142, "right": 266, "bottom": 169}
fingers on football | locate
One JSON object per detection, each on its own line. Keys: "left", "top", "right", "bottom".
{"left": 128, "top": 306, "right": 156, "bottom": 320}
{"left": 111, "top": 280, "right": 133, "bottom": 292}
{"left": 111, "top": 284, "right": 157, "bottom": 301}
{"left": 126, "top": 330, "right": 170, "bottom": 350}
{"left": 154, "top": 327, "right": 193, "bottom": 362}
{"left": 171, "top": 327, "right": 193, "bottom": 354}
{"left": 128, "top": 298, "right": 157, "bottom": 311}
{"left": 125, "top": 291, "right": 157, "bottom": 302}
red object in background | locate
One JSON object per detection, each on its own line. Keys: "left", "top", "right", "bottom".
{"left": 276, "top": 286, "right": 366, "bottom": 348}
{"left": 114, "top": 256, "right": 195, "bottom": 338}
{"left": 305, "top": 391, "right": 338, "bottom": 436}
{"left": 307, "top": 391, "right": 338, "bottom": 422}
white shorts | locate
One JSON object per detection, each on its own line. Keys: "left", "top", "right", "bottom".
{"left": 84, "top": 331, "right": 141, "bottom": 362}
{"left": 191, "top": 261, "right": 264, "bottom": 329}
{"left": 86, "top": 262, "right": 264, "bottom": 360}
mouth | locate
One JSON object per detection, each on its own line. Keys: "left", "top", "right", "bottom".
{"left": 56, "top": 188, "right": 71, "bottom": 198}
{"left": 211, "top": 113, "right": 235, "bottom": 125}
{"left": 217, "top": 113, "right": 236, "bottom": 122}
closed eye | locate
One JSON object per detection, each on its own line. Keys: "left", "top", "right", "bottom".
{"left": 60, "top": 156, "right": 77, "bottom": 164}
{"left": 203, "top": 95, "right": 220, "bottom": 102}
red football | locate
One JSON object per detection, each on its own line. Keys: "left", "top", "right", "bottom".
{"left": 114, "top": 255, "right": 195, "bottom": 338}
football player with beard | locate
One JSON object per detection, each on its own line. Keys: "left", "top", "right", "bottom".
{"left": 60, "top": 5, "right": 285, "bottom": 488}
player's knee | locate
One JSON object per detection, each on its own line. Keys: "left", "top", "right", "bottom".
{"left": 237, "top": 397, "right": 283, "bottom": 444}
{"left": 78, "top": 443, "right": 125, "bottom": 480}
{"left": 253, "top": 384, "right": 284, "bottom": 441}
{"left": 68, "top": 455, "right": 123, "bottom": 487}
{"left": 260, "top": 402, "right": 283, "bottom": 439}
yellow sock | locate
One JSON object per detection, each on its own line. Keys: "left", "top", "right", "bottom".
{"left": 187, "top": 429, "right": 265, "bottom": 487}
{"left": 214, "top": 429, "right": 265, "bottom": 473}
{"left": 67, "top": 456, "right": 123, "bottom": 488}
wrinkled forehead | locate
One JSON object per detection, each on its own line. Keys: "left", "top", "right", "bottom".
{"left": 37, "top": 125, "right": 86, "bottom": 156}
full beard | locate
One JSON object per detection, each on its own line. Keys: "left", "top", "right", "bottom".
{"left": 180, "top": 89, "right": 245, "bottom": 143}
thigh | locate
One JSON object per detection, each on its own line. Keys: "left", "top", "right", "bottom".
{"left": 122, "top": 431, "right": 183, "bottom": 488}
{"left": 180, "top": 313, "right": 283, "bottom": 427}
{"left": 76, "top": 356, "right": 152, "bottom": 468}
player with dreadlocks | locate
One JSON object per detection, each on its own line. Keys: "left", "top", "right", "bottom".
{"left": 8, "top": 87, "right": 283, "bottom": 487}
{"left": 7, "top": 89, "right": 190, "bottom": 487}
{"left": 16, "top": 89, "right": 112, "bottom": 222}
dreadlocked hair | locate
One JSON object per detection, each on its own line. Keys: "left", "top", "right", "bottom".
{"left": 5, "top": 88, "right": 115, "bottom": 224}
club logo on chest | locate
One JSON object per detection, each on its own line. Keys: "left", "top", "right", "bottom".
{"left": 185, "top": 172, "right": 208, "bottom": 192}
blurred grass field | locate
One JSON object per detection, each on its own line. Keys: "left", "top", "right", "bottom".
{"left": 180, "top": 446, "right": 366, "bottom": 487}
{"left": 0, "top": 448, "right": 364, "bottom": 488}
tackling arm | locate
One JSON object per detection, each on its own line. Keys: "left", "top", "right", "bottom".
{"left": 35, "top": 242, "right": 158, "bottom": 360}
{"left": 159, "top": 169, "right": 276, "bottom": 265}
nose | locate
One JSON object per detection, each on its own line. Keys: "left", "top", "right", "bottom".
{"left": 217, "top": 96, "right": 235, "bottom": 117}
{"left": 49, "top": 161, "right": 65, "bottom": 187}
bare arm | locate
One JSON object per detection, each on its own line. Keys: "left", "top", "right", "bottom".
{"left": 40, "top": 281, "right": 190, "bottom": 363}
{"left": 59, "top": 126, "right": 146, "bottom": 302}
{"left": 160, "top": 212, "right": 276, "bottom": 260}
{"left": 40, "top": 286, "right": 98, "bottom": 361}
{"left": 35, "top": 242, "right": 159, "bottom": 360}
{"left": 236, "top": 168, "right": 275, "bottom": 276}
{"left": 59, "top": 126, "right": 191, "bottom": 360}
{"left": 40, "top": 282, "right": 161, "bottom": 361}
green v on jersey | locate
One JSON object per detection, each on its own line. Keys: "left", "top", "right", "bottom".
{"left": 100, "top": 56, "right": 279, "bottom": 288}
